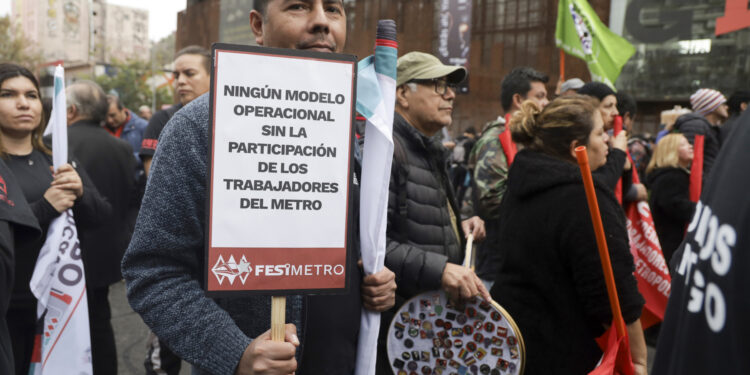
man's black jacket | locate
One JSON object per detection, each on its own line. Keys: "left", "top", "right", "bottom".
{"left": 67, "top": 120, "right": 137, "bottom": 288}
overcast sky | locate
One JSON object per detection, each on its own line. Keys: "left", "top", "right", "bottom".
{"left": 0, "top": 0, "right": 186, "bottom": 42}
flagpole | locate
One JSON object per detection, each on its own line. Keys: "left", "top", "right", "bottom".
{"left": 613, "top": 115, "right": 623, "bottom": 204}
{"left": 354, "top": 19, "right": 398, "bottom": 375}
{"left": 575, "top": 146, "right": 628, "bottom": 339}
{"left": 559, "top": 49, "right": 566, "bottom": 82}
{"left": 689, "top": 135, "right": 704, "bottom": 202}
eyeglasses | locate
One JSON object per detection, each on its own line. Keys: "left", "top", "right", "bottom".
{"left": 410, "top": 78, "right": 457, "bottom": 96}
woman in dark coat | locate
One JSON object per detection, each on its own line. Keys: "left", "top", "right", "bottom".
{"left": 0, "top": 63, "right": 109, "bottom": 375}
{"left": 646, "top": 133, "right": 696, "bottom": 264}
{"left": 490, "top": 95, "right": 647, "bottom": 375}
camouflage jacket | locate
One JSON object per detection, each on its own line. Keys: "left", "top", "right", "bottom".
{"left": 467, "top": 118, "right": 509, "bottom": 220}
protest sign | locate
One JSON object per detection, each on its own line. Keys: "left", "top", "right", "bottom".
{"left": 206, "top": 44, "right": 356, "bottom": 296}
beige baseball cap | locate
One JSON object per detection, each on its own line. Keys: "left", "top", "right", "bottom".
{"left": 396, "top": 52, "right": 467, "bottom": 87}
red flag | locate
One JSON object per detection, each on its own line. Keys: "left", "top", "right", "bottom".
{"left": 498, "top": 113, "right": 518, "bottom": 166}
{"left": 590, "top": 324, "right": 635, "bottom": 375}
{"left": 689, "top": 135, "right": 704, "bottom": 202}
{"left": 609, "top": 117, "right": 671, "bottom": 329}
{"left": 623, "top": 200, "right": 670, "bottom": 328}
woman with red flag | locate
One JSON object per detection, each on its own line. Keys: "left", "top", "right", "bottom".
{"left": 646, "top": 133, "right": 696, "bottom": 264}
{"left": 489, "top": 95, "right": 647, "bottom": 375}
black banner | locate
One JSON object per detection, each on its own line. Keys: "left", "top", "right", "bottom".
{"left": 437, "top": 0, "right": 472, "bottom": 94}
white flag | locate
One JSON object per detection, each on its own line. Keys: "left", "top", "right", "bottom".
{"left": 355, "top": 20, "right": 398, "bottom": 375}
{"left": 29, "top": 65, "right": 93, "bottom": 375}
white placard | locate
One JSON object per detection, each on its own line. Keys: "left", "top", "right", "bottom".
{"left": 209, "top": 48, "right": 354, "bottom": 251}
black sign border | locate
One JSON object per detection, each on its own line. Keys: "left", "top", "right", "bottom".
{"left": 204, "top": 43, "right": 357, "bottom": 298}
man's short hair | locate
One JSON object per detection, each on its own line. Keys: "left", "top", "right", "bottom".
{"left": 106, "top": 94, "right": 124, "bottom": 110}
{"left": 253, "top": 0, "right": 270, "bottom": 14}
{"left": 500, "top": 67, "right": 549, "bottom": 112}
{"left": 727, "top": 90, "right": 750, "bottom": 116}
{"left": 67, "top": 80, "right": 109, "bottom": 125}
{"left": 616, "top": 92, "right": 637, "bottom": 117}
{"left": 175, "top": 45, "right": 211, "bottom": 74}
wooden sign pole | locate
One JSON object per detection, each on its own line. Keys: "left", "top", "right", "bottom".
{"left": 462, "top": 234, "right": 475, "bottom": 270}
{"left": 271, "top": 296, "right": 286, "bottom": 342}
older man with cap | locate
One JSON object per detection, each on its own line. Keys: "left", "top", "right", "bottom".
{"left": 674, "top": 88, "right": 728, "bottom": 181}
{"left": 376, "top": 51, "right": 488, "bottom": 373}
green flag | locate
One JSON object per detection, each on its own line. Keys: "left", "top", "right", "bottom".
{"left": 555, "top": 0, "right": 635, "bottom": 88}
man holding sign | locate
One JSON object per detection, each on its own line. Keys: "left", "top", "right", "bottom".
{"left": 122, "top": 1, "right": 396, "bottom": 375}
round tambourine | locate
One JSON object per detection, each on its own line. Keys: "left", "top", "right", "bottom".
{"left": 387, "top": 291, "right": 525, "bottom": 375}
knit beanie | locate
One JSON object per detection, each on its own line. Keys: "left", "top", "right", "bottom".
{"left": 690, "top": 88, "right": 727, "bottom": 117}
{"left": 577, "top": 82, "right": 616, "bottom": 101}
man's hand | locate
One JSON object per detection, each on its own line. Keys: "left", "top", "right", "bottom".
{"left": 461, "top": 216, "right": 485, "bottom": 242}
{"left": 441, "top": 263, "right": 490, "bottom": 303}
{"left": 235, "top": 324, "right": 299, "bottom": 375}
{"left": 359, "top": 261, "right": 397, "bottom": 312}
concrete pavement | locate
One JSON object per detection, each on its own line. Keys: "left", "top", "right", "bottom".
{"left": 110, "top": 280, "right": 189, "bottom": 375}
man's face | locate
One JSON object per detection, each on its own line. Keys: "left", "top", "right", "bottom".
{"left": 712, "top": 103, "right": 729, "bottom": 120}
{"left": 106, "top": 102, "right": 127, "bottom": 129}
{"left": 525, "top": 81, "right": 549, "bottom": 109}
{"left": 250, "top": 0, "right": 347, "bottom": 53}
{"left": 622, "top": 113, "right": 633, "bottom": 131}
{"left": 139, "top": 107, "right": 152, "bottom": 119}
{"left": 173, "top": 54, "right": 211, "bottom": 105}
{"left": 400, "top": 78, "right": 456, "bottom": 137}
{"left": 599, "top": 94, "right": 619, "bottom": 130}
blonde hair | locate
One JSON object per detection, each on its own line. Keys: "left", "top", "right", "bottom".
{"left": 646, "top": 133, "right": 686, "bottom": 174}
{"left": 510, "top": 95, "right": 599, "bottom": 162}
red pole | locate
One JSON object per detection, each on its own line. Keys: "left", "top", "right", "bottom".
{"left": 613, "top": 116, "right": 624, "bottom": 204}
{"left": 560, "top": 49, "right": 566, "bottom": 82}
{"left": 689, "top": 135, "right": 704, "bottom": 202}
{"left": 575, "top": 146, "right": 628, "bottom": 340}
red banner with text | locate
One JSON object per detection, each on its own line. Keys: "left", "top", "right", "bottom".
{"left": 625, "top": 200, "right": 671, "bottom": 329}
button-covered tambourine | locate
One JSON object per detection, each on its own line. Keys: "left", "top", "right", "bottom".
{"left": 386, "top": 235, "right": 525, "bottom": 375}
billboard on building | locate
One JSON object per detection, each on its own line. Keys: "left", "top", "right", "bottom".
{"left": 616, "top": 0, "right": 750, "bottom": 99}
{"left": 436, "top": 0, "right": 472, "bottom": 94}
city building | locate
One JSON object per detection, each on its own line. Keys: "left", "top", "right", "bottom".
{"left": 11, "top": 0, "right": 150, "bottom": 77}
{"left": 175, "top": 0, "right": 750, "bottom": 136}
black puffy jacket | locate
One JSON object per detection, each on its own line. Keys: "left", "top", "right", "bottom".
{"left": 673, "top": 113, "right": 721, "bottom": 182}
{"left": 377, "top": 113, "right": 466, "bottom": 373}
{"left": 385, "top": 113, "right": 464, "bottom": 298}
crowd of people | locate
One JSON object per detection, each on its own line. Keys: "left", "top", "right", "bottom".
{"left": 0, "top": 0, "right": 748, "bottom": 374}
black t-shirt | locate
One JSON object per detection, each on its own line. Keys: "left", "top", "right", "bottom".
{"left": 139, "top": 104, "right": 182, "bottom": 158}
{"left": 652, "top": 110, "right": 750, "bottom": 374}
